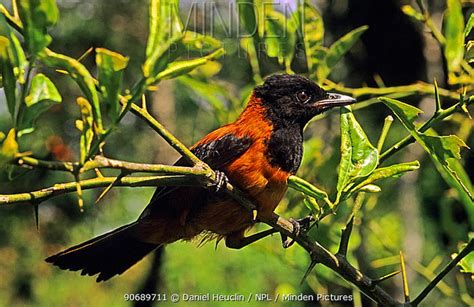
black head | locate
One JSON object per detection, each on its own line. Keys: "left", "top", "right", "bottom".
{"left": 254, "top": 74, "right": 355, "bottom": 127}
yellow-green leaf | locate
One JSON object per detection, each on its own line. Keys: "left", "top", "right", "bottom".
{"left": 96, "top": 48, "right": 129, "bottom": 121}
{"left": 337, "top": 106, "right": 378, "bottom": 198}
{"left": 351, "top": 161, "right": 420, "bottom": 193}
{"left": 303, "top": 196, "right": 321, "bottom": 216}
{"left": 17, "top": 73, "right": 62, "bottom": 136}
{"left": 379, "top": 97, "right": 423, "bottom": 128}
{"left": 236, "top": 0, "right": 258, "bottom": 37}
{"left": 380, "top": 97, "right": 473, "bottom": 207}
{"left": 317, "top": 26, "right": 368, "bottom": 81}
{"left": 0, "top": 129, "right": 18, "bottom": 168}
{"left": 292, "top": 1, "right": 325, "bottom": 74}
{"left": 151, "top": 48, "right": 225, "bottom": 82}
{"left": 144, "top": 0, "right": 183, "bottom": 78}
{"left": 39, "top": 49, "right": 103, "bottom": 133}
{"left": 264, "top": 10, "right": 296, "bottom": 70}
{"left": 443, "top": 0, "right": 465, "bottom": 73}
{"left": 76, "top": 97, "right": 94, "bottom": 164}
{"left": 17, "top": 0, "right": 59, "bottom": 54}
{"left": 0, "top": 36, "right": 16, "bottom": 119}
{"left": 0, "top": 13, "right": 27, "bottom": 78}
{"left": 288, "top": 175, "right": 330, "bottom": 203}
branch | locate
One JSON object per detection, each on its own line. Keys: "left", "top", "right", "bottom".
{"left": 127, "top": 103, "right": 204, "bottom": 166}
{"left": 16, "top": 156, "right": 76, "bottom": 172}
{"left": 323, "top": 80, "right": 461, "bottom": 100}
{"left": 0, "top": 175, "right": 201, "bottom": 205}
{"left": 14, "top": 155, "right": 207, "bottom": 176}
{"left": 380, "top": 98, "right": 472, "bottom": 163}
{"left": 82, "top": 156, "right": 206, "bottom": 175}
{"left": 412, "top": 239, "right": 474, "bottom": 306}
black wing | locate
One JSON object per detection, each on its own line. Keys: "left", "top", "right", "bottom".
{"left": 192, "top": 134, "right": 253, "bottom": 170}
{"left": 149, "top": 134, "right": 253, "bottom": 203}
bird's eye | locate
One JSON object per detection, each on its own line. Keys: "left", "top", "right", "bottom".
{"left": 296, "top": 91, "right": 311, "bottom": 103}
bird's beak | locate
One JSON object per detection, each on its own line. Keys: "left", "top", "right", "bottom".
{"left": 311, "top": 93, "right": 356, "bottom": 112}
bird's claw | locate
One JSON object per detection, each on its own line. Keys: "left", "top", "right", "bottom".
{"left": 211, "top": 170, "right": 229, "bottom": 194}
{"left": 282, "top": 215, "right": 315, "bottom": 248}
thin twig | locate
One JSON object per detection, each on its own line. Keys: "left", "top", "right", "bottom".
{"left": 412, "top": 239, "right": 474, "bottom": 306}
{"left": 379, "top": 98, "right": 471, "bottom": 163}
{"left": 323, "top": 80, "right": 459, "bottom": 100}
{"left": 128, "top": 103, "right": 204, "bottom": 166}
{"left": 372, "top": 270, "right": 401, "bottom": 286}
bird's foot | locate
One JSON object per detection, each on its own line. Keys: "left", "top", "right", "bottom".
{"left": 210, "top": 170, "right": 229, "bottom": 194}
{"left": 282, "top": 215, "right": 315, "bottom": 248}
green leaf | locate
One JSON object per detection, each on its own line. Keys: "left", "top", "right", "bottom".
{"left": 453, "top": 239, "right": 474, "bottom": 280}
{"left": 351, "top": 161, "right": 420, "bottom": 193}
{"left": 144, "top": 32, "right": 222, "bottom": 81}
{"left": 0, "top": 129, "right": 18, "bottom": 168}
{"left": 337, "top": 106, "right": 378, "bottom": 198}
{"left": 17, "top": 0, "right": 59, "bottom": 55}
{"left": 378, "top": 97, "right": 423, "bottom": 128}
{"left": 0, "top": 13, "right": 27, "bottom": 79}
{"left": 288, "top": 175, "right": 330, "bottom": 203}
{"left": 179, "top": 32, "right": 222, "bottom": 55}
{"left": 0, "top": 13, "right": 27, "bottom": 121}
{"left": 96, "top": 48, "right": 129, "bottom": 121}
{"left": 39, "top": 49, "right": 103, "bottom": 133}
{"left": 151, "top": 48, "right": 225, "bottom": 82}
{"left": 17, "top": 74, "right": 62, "bottom": 136}
{"left": 443, "top": 0, "right": 465, "bottom": 73}
{"left": 264, "top": 10, "right": 296, "bottom": 70}
{"left": 422, "top": 134, "right": 466, "bottom": 160}
{"left": 326, "top": 25, "right": 368, "bottom": 69}
{"left": 380, "top": 97, "right": 473, "bottom": 206}
{"left": 144, "top": 0, "right": 183, "bottom": 79}
{"left": 465, "top": 13, "right": 474, "bottom": 38}
{"left": 76, "top": 97, "right": 94, "bottom": 164}
{"left": 292, "top": 1, "right": 325, "bottom": 74}
{"left": 146, "top": 0, "right": 183, "bottom": 58}
{"left": 236, "top": 0, "right": 258, "bottom": 37}
{"left": 303, "top": 196, "right": 321, "bottom": 216}
{"left": 317, "top": 25, "right": 368, "bottom": 81}
{"left": 0, "top": 36, "right": 17, "bottom": 120}
{"left": 424, "top": 130, "right": 474, "bottom": 225}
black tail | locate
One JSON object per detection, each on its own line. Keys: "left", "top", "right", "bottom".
{"left": 45, "top": 222, "right": 158, "bottom": 282}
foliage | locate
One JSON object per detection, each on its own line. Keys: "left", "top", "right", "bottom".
{"left": 0, "top": 0, "right": 473, "bottom": 306}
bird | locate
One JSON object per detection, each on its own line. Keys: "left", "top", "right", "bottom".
{"left": 46, "top": 74, "right": 355, "bottom": 282}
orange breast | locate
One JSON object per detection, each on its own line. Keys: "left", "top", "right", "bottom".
{"left": 188, "top": 97, "right": 291, "bottom": 236}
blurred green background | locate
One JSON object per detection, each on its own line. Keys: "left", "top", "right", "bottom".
{"left": 0, "top": 0, "right": 473, "bottom": 306}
